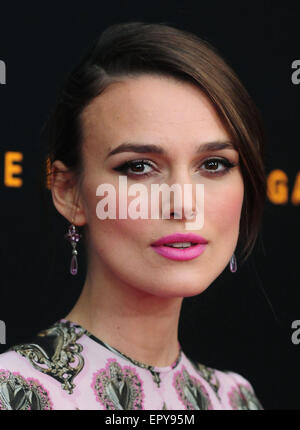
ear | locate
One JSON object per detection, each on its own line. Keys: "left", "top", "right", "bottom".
{"left": 50, "top": 160, "right": 86, "bottom": 226}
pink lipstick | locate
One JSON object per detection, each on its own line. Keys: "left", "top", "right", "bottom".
{"left": 151, "top": 232, "right": 208, "bottom": 261}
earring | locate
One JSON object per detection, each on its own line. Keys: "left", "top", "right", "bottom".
{"left": 229, "top": 253, "right": 237, "bottom": 273}
{"left": 64, "top": 223, "right": 81, "bottom": 275}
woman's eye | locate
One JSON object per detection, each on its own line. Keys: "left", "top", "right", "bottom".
{"left": 113, "top": 160, "right": 155, "bottom": 177}
{"left": 200, "top": 158, "right": 236, "bottom": 175}
{"left": 113, "top": 157, "right": 237, "bottom": 179}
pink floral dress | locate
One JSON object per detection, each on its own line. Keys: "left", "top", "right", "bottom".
{"left": 0, "top": 319, "right": 263, "bottom": 410}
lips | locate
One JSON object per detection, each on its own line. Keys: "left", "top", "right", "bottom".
{"left": 151, "top": 233, "right": 208, "bottom": 247}
{"left": 151, "top": 233, "right": 208, "bottom": 261}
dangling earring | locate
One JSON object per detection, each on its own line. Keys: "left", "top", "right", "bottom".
{"left": 229, "top": 252, "right": 237, "bottom": 273}
{"left": 64, "top": 221, "right": 81, "bottom": 275}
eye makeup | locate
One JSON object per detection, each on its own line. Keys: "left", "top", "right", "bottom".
{"left": 113, "top": 157, "right": 238, "bottom": 179}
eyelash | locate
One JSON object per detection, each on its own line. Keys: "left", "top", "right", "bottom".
{"left": 113, "top": 158, "right": 237, "bottom": 178}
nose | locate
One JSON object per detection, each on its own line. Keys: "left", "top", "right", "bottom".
{"left": 169, "top": 209, "right": 196, "bottom": 220}
{"left": 161, "top": 169, "right": 200, "bottom": 222}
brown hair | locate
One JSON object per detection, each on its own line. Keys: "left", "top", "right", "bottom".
{"left": 40, "top": 21, "right": 267, "bottom": 264}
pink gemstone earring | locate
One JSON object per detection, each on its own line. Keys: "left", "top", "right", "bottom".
{"left": 229, "top": 253, "right": 237, "bottom": 273}
{"left": 64, "top": 223, "right": 81, "bottom": 275}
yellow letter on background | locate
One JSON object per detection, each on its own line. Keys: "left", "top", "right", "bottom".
{"left": 291, "top": 172, "right": 300, "bottom": 205}
{"left": 4, "top": 151, "right": 23, "bottom": 187}
{"left": 267, "top": 169, "right": 288, "bottom": 205}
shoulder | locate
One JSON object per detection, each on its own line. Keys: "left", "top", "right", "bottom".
{"left": 187, "top": 357, "right": 263, "bottom": 410}
{"left": 218, "top": 369, "right": 263, "bottom": 410}
{"left": 0, "top": 348, "right": 56, "bottom": 410}
{"left": 0, "top": 320, "right": 86, "bottom": 410}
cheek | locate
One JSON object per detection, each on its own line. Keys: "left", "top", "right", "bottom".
{"left": 90, "top": 185, "right": 152, "bottom": 246}
{"left": 101, "top": 218, "right": 148, "bottom": 242}
{"left": 112, "top": 191, "right": 153, "bottom": 238}
{"left": 205, "top": 181, "right": 244, "bottom": 236}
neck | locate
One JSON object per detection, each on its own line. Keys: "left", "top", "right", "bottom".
{"left": 64, "top": 258, "right": 183, "bottom": 368}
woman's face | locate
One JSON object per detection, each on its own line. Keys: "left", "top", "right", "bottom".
{"left": 61, "top": 75, "right": 244, "bottom": 298}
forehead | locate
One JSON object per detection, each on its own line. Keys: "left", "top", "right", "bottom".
{"left": 80, "top": 75, "right": 229, "bottom": 150}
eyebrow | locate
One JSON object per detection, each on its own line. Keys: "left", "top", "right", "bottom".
{"left": 105, "top": 140, "right": 235, "bottom": 159}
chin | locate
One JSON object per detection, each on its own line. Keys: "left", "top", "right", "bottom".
{"left": 149, "top": 279, "right": 210, "bottom": 299}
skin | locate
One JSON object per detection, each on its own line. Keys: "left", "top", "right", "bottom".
{"left": 51, "top": 75, "right": 244, "bottom": 367}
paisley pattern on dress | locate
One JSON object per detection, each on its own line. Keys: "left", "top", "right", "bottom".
{"left": 0, "top": 369, "right": 53, "bottom": 410}
{"left": 0, "top": 318, "right": 264, "bottom": 409}
{"left": 88, "top": 332, "right": 181, "bottom": 388}
{"left": 190, "top": 359, "right": 221, "bottom": 400}
{"left": 8, "top": 320, "right": 86, "bottom": 394}
{"left": 91, "top": 358, "right": 145, "bottom": 410}
{"left": 228, "top": 383, "right": 263, "bottom": 410}
{"left": 173, "top": 365, "right": 212, "bottom": 410}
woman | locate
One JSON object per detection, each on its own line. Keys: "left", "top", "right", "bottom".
{"left": 0, "top": 22, "right": 266, "bottom": 410}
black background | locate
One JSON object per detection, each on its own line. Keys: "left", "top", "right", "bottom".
{"left": 0, "top": 1, "right": 299, "bottom": 410}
